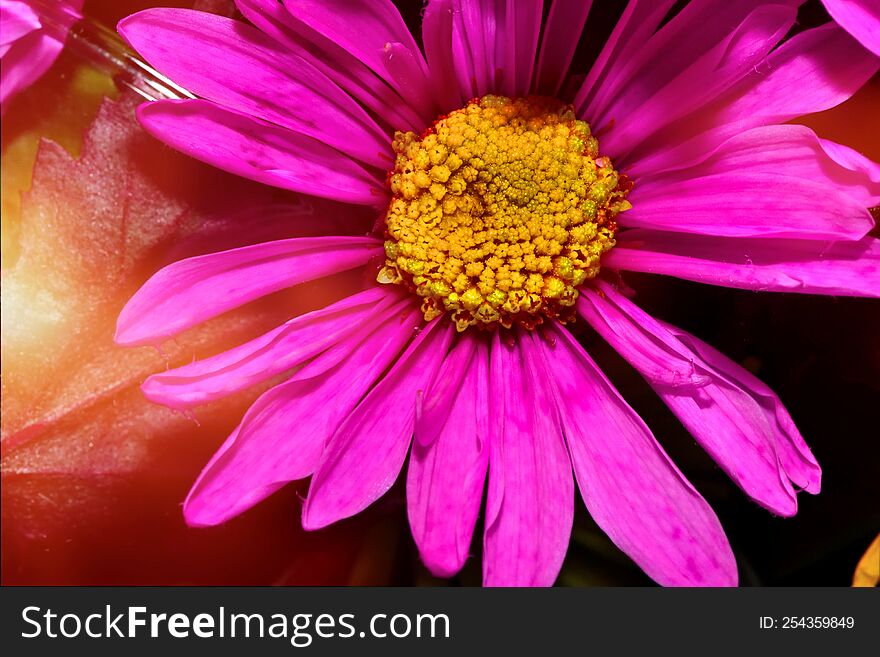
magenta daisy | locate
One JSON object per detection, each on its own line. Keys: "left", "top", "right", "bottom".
{"left": 115, "top": 0, "right": 880, "bottom": 586}
{"left": 0, "top": 0, "right": 83, "bottom": 110}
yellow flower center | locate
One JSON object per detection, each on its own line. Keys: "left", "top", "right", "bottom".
{"left": 378, "top": 95, "right": 631, "bottom": 331}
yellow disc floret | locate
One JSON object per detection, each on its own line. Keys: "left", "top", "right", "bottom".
{"left": 378, "top": 95, "right": 631, "bottom": 331}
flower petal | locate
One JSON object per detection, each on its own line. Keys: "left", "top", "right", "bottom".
{"left": 600, "top": 4, "right": 797, "bottom": 160}
{"left": 450, "top": 0, "right": 498, "bottom": 98}
{"left": 533, "top": 0, "right": 593, "bottom": 96}
{"left": 819, "top": 137, "right": 880, "bottom": 205}
{"left": 575, "top": 0, "right": 676, "bottom": 116}
{"left": 822, "top": 0, "right": 880, "bottom": 56}
{"left": 635, "top": 124, "right": 880, "bottom": 206}
{"left": 183, "top": 303, "right": 419, "bottom": 526}
{"left": 0, "top": 30, "right": 60, "bottom": 106}
{"left": 235, "top": 0, "right": 424, "bottom": 132}
{"left": 0, "top": 0, "right": 82, "bottom": 106}
{"left": 136, "top": 99, "right": 385, "bottom": 204}
{"left": 407, "top": 335, "right": 489, "bottom": 578}
{"left": 483, "top": 329, "right": 574, "bottom": 587}
{"left": 538, "top": 322, "right": 737, "bottom": 587}
{"left": 582, "top": 0, "right": 800, "bottom": 126}
{"left": 380, "top": 42, "right": 435, "bottom": 122}
{"left": 607, "top": 231, "right": 880, "bottom": 297}
{"left": 303, "top": 317, "right": 454, "bottom": 530}
{"left": 0, "top": 1, "right": 41, "bottom": 48}
{"left": 579, "top": 281, "right": 821, "bottom": 516}
{"left": 118, "top": 9, "right": 391, "bottom": 169}
{"left": 280, "top": 0, "right": 433, "bottom": 119}
{"left": 500, "top": 0, "right": 543, "bottom": 98}
{"left": 623, "top": 172, "right": 873, "bottom": 240}
{"left": 422, "top": 0, "right": 463, "bottom": 112}
{"left": 116, "top": 235, "right": 383, "bottom": 346}
{"left": 140, "top": 288, "right": 404, "bottom": 409}
{"left": 630, "top": 24, "right": 880, "bottom": 176}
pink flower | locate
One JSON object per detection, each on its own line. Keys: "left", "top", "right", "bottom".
{"left": 0, "top": 0, "right": 83, "bottom": 110}
{"left": 822, "top": 0, "right": 880, "bottom": 56}
{"left": 115, "top": 1, "right": 880, "bottom": 586}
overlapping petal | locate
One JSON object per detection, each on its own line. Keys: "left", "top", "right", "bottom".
{"left": 579, "top": 281, "right": 821, "bottom": 516}
{"left": 607, "top": 232, "right": 880, "bottom": 297}
{"left": 822, "top": 0, "right": 880, "bottom": 56}
{"left": 483, "top": 330, "right": 574, "bottom": 587}
{"left": 137, "top": 100, "right": 385, "bottom": 204}
{"left": 235, "top": 0, "right": 424, "bottom": 131}
{"left": 635, "top": 125, "right": 880, "bottom": 206}
{"left": 183, "top": 302, "right": 421, "bottom": 527}
{"left": 118, "top": 9, "right": 391, "bottom": 169}
{"left": 599, "top": 4, "right": 798, "bottom": 159}
{"left": 622, "top": 172, "right": 873, "bottom": 240}
{"left": 116, "top": 235, "right": 383, "bottom": 346}
{"left": 629, "top": 23, "right": 880, "bottom": 175}
{"left": 533, "top": 0, "right": 593, "bottom": 96}
{"left": 407, "top": 336, "right": 489, "bottom": 577}
{"left": 579, "top": 0, "right": 803, "bottom": 127}
{"left": 139, "top": 289, "right": 405, "bottom": 409}
{"left": 0, "top": 0, "right": 83, "bottom": 108}
{"left": 303, "top": 318, "right": 454, "bottom": 530}
{"left": 280, "top": 0, "right": 434, "bottom": 120}
{"left": 421, "top": 0, "right": 463, "bottom": 112}
{"left": 538, "top": 322, "right": 737, "bottom": 586}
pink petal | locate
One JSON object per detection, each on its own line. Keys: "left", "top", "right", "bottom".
{"left": 538, "top": 322, "right": 737, "bottom": 587}
{"left": 630, "top": 24, "right": 880, "bottom": 176}
{"left": 140, "top": 289, "right": 405, "bottom": 409}
{"left": 0, "top": 0, "right": 82, "bottom": 106}
{"left": 623, "top": 172, "right": 873, "bottom": 240}
{"left": 636, "top": 124, "right": 880, "bottom": 206}
{"left": 579, "top": 281, "right": 821, "bottom": 517}
{"left": 500, "top": 0, "right": 543, "bottom": 97}
{"left": 822, "top": 0, "right": 880, "bottom": 56}
{"left": 235, "top": 0, "right": 424, "bottom": 132}
{"left": 183, "top": 303, "right": 420, "bottom": 527}
{"left": 280, "top": 0, "right": 434, "bottom": 120}
{"left": 380, "top": 42, "right": 435, "bottom": 122}
{"left": 0, "top": 1, "right": 41, "bottom": 48}
{"left": 136, "top": 99, "right": 385, "bottom": 205}
{"left": 607, "top": 231, "right": 880, "bottom": 297}
{"left": 303, "top": 317, "right": 454, "bottom": 530}
{"left": 116, "top": 235, "right": 383, "bottom": 346}
{"left": 600, "top": 4, "right": 797, "bottom": 160}
{"left": 575, "top": 0, "right": 677, "bottom": 116}
{"left": 819, "top": 137, "right": 880, "bottom": 205}
{"left": 450, "top": 0, "right": 497, "bottom": 98}
{"left": 735, "top": 20, "right": 880, "bottom": 116}
{"left": 118, "top": 9, "right": 391, "bottom": 169}
{"left": 483, "top": 330, "right": 574, "bottom": 587}
{"left": 583, "top": 0, "right": 799, "bottom": 126}
{"left": 407, "top": 335, "right": 489, "bottom": 578}
{"left": 422, "top": 0, "right": 463, "bottom": 112}
{"left": 533, "top": 0, "right": 592, "bottom": 96}
{"left": 0, "top": 30, "right": 59, "bottom": 106}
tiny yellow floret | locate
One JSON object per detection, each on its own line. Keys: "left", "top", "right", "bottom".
{"left": 378, "top": 95, "right": 630, "bottom": 331}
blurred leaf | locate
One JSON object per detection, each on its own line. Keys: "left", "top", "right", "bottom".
{"left": 0, "top": 88, "right": 379, "bottom": 584}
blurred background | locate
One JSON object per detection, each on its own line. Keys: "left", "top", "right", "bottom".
{"left": 2, "top": 0, "right": 878, "bottom": 586}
